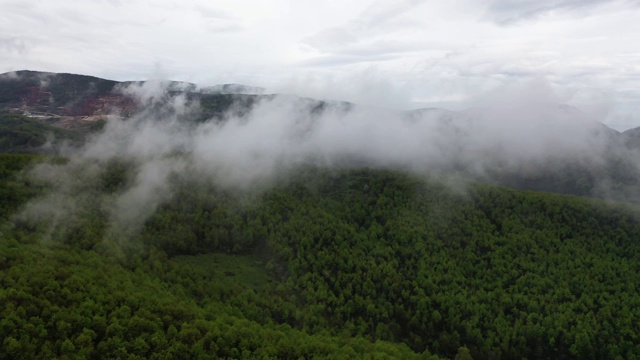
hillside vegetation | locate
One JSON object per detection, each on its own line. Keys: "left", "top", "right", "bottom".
{"left": 4, "top": 70, "right": 640, "bottom": 205}
{"left": 0, "top": 112, "right": 82, "bottom": 153}
{"left": 2, "top": 154, "right": 640, "bottom": 359}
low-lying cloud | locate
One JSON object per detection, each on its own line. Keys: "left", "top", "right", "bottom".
{"left": 15, "top": 76, "right": 640, "bottom": 244}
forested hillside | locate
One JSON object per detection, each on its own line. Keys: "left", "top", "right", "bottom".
{"left": 0, "top": 112, "right": 82, "bottom": 153}
{"left": 5, "top": 70, "right": 640, "bottom": 206}
{"left": 2, "top": 154, "right": 640, "bottom": 359}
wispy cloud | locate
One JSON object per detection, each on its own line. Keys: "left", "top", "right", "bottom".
{"left": 482, "top": 0, "right": 640, "bottom": 25}
{"left": 301, "top": 0, "right": 427, "bottom": 61}
{"left": 17, "top": 77, "right": 640, "bottom": 244}
{"left": 0, "top": 36, "right": 27, "bottom": 54}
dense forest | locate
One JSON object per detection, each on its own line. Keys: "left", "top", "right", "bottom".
{"left": 2, "top": 152, "right": 640, "bottom": 359}
{"left": 0, "top": 112, "right": 82, "bottom": 154}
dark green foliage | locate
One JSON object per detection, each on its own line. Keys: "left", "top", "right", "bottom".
{"left": 140, "top": 181, "right": 266, "bottom": 255}
{"left": 0, "top": 153, "right": 47, "bottom": 219}
{"left": 140, "top": 167, "right": 640, "bottom": 359}
{"left": 100, "top": 158, "right": 135, "bottom": 194}
{"left": 89, "top": 118, "right": 107, "bottom": 132}
{"left": 3, "top": 155, "right": 640, "bottom": 359}
{"left": 0, "top": 236, "right": 424, "bottom": 359}
{"left": 0, "top": 112, "right": 81, "bottom": 153}
{"left": 274, "top": 172, "right": 626, "bottom": 358}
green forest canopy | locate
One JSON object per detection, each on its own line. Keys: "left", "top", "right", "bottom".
{"left": 2, "top": 153, "right": 640, "bottom": 359}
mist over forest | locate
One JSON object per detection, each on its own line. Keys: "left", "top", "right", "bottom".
{"left": 2, "top": 70, "right": 640, "bottom": 359}
{"left": 7, "top": 70, "right": 640, "bottom": 228}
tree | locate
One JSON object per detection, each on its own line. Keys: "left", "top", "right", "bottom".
{"left": 455, "top": 346, "right": 473, "bottom": 360}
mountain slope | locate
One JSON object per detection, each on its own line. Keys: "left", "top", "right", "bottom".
{"left": 3, "top": 155, "right": 640, "bottom": 359}
{"left": 0, "top": 70, "right": 270, "bottom": 130}
{"left": 0, "top": 70, "right": 121, "bottom": 113}
{"left": 0, "top": 111, "right": 82, "bottom": 153}
{"left": 1, "top": 70, "right": 639, "bottom": 204}
{"left": 622, "top": 126, "right": 640, "bottom": 148}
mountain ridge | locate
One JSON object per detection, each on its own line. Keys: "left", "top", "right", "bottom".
{"left": 2, "top": 70, "right": 640, "bottom": 204}
{"left": 4, "top": 69, "right": 634, "bottom": 133}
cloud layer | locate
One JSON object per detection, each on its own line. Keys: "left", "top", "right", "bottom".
{"left": 1, "top": 0, "right": 639, "bottom": 129}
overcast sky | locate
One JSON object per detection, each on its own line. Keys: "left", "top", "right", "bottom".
{"left": 1, "top": 0, "right": 639, "bottom": 130}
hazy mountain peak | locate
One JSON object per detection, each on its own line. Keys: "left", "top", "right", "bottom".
{"left": 200, "top": 83, "right": 266, "bottom": 95}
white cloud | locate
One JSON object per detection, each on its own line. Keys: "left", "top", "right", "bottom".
{"left": 482, "top": 0, "right": 640, "bottom": 25}
{"left": 1, "top": 0, "right": 640, "bottom": 129}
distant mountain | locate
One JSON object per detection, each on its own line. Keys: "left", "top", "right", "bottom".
{"left": 200, "top": 83, "right": 266, "bottom": 95}
{"left": 622, "top": 126, "right": 640, "bottom": 148}
{"left": 1, "top": 70, "right": 640, "bottom": 203}
{"left": 0, "top": 70, "right": 273, "bottom": 132}
{"left": 0, "top": 70, "right": 358, "bottom": 131}
{"left": 0, "top": 70, "right": 135, "bottom": 132}
{"left": 402, "top": 103, "right": 640, "bottom": 202}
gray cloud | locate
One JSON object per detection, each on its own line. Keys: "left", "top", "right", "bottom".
{"left": 0, "top": 36, "right": 27, "bottom": 54}
{"left": 302, "top": 0, "right": 427, "bottom": 60}
{"left": 298, "top": 54, "right": 398, "bottom": 68}
{"left": 483, "top": 0, "right": 640, "bottom": 25}
{"left": 193, "top": 4, "right": 235, "bottom": 20}
{"left": 299, "top": 38, "right": 421, "bottom": 68}
{"left": 193, "top": 4, "right": 246, "bottom": 33}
